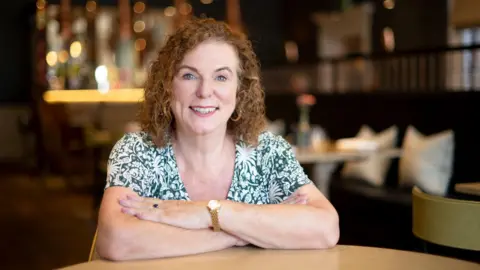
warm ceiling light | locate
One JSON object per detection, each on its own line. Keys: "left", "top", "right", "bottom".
{"left": 86, "top": 1, "right": 96, "bottom": 12}
{"left": 285, "top": 41, "right": 299, "bottom": 63}
{"left": 179, "top": 3, "right": 192, "bottom": 15}
{"left": 135, "top": 38, "right": 147, "bottom": 51}
{"left": 201, "top": 0, "right": 213, "bottom": 4}
{"left": 70, "top": 41, "right": 82, "bottom": 58}
{"left": 383, "top": 27, "right": 395, "bottom": 52}
{"left": 133, "top": 21, "right": 145, "bottom": 33}
{"left": 36, "top": 0, "right": 46, "bottom": 10}
{"left": 164, "top": 6, "right": 176, "bottom": 17}
{"left": 58, "top": 50, "right": 69, "bottom": 63}
{"left": 383, "top": 0, "right": 395, "bottom": 9}
{"left": 46, "top": 51, "right": 57, "bottom": 66}
{"left": 134, "top": 2, "right": 146, "bottom": 13}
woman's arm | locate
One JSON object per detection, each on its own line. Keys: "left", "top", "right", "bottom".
{"left": 121, "top": 183, "right": 338, "bottom": 250}
{"left": 217, "top": 183, "right": 339, "bottom": 249}
{"left": 96, "top": 187, "right": 244, "bottom": 261}
{"left": 210, "top": 133, "right": 338, "bottom": 249}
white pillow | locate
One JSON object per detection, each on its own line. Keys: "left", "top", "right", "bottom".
{"left": 398, "top": 126, "right": 454, "bottom": 196}
{"left": 341, "top": 125, "right": 399, "bottom": 186}
{"left": 266, "top": 119, "right": 285, "bottom": 136}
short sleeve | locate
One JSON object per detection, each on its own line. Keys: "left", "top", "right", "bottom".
{"left": 262, "top": 133, "right": 311, "bottom": 203}
{"left": 105, "top": 133, "right": 155, "bottom": 197}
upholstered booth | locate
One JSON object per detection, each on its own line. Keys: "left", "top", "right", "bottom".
{"left": 264, "top": 92, "right": 480, "bottom": 257}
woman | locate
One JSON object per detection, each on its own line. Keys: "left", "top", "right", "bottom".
{"left": 96, "top": 18, "right": 339, "bottom": 261}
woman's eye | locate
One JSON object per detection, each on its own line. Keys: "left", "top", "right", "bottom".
{"left": 216, "top": 75, "right": 227, "bottom": 82}
{"left": 182, "top": 73, "right": 196, "bottom": 80}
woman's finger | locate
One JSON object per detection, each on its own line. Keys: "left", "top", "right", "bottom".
{"left": 126, "top": 194, "right": 144, "bottom": 201}
{"left": 283, "top": 195, "right": 308, "bottom": 205}
{"left": 121, "top": 207, "right": 160, "bottom": 222}
{"left": 127, "top": 195, "right": 163, "bottom": 205}
{"left": 121, "top": 207, "right": 137, "bottom": 216}
{"left": 282, "top": 194, "right": 300, "bottom": 204}
{"left": 124, "top": 195, "right": 163, "bottom": 208}
{"left": 119, "top": 198, "right": 159, "bottom": 210}
{"left": 282, "top": 199, "right": 295, "bottom": 204}
{"left": 294, "top": 194, "right": 308, "bottom": 204}
{"left": 283, "top": 193, "right": 307, "bottom": 204}
{"left": 119, "top": 198, "right": 145, "bottom": 209}
{"left": 296, "top": 197, "right": 308, "bottom": 205}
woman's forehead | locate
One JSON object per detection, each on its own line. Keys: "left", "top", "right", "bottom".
{"left": 179, "top": 41, "right": 239, "bottom": 71}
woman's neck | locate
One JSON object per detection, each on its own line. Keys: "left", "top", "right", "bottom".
{"left": 172, "top": 128, "right": 235, "bottom": 172}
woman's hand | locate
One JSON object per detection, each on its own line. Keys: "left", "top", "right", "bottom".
{"left": 119, "top": 194, "right": 210, "bottom": 230}
{"left": 118, "top": 191, "right": 306, "bottom": 230}
{"left": 281, "top": 192, "right": 308, "bottom": 205}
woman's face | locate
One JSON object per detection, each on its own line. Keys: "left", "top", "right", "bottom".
{"left": 171, "top": 40, "right": 239, "bottom": 136}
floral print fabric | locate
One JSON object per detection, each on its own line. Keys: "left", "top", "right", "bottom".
{"left": 105, "top": 131, "right": 311, "bottom": 204}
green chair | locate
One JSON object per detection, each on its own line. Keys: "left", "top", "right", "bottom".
{"left": 412, "top": 186, "right": 480, "bottom": 252}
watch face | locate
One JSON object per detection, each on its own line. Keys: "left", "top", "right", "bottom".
{"left": 208, "top": 200, "right": 220, "bottom": 210}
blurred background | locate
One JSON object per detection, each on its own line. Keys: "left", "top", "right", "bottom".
{"left": 1, "top": 0, "right": 480, "bottom": 269}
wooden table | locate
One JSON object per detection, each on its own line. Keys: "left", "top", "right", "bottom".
{"left": 61, "top": 245, "right": 479, "bottom": 270}
{"left": 295, "top": 148, "right": 402, "bottom": 164}
{"left": 455, "top": 182, "right": 480, "bottom": 196}
{"left": 295, "top": 148, "right": 402, "bottom": 198}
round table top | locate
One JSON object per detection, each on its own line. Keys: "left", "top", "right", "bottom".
{"left": 295, "top": 148, "right": 402, "bottom": 164}
{"left": 61, "top": 245, "right": 479, "bottom": 270}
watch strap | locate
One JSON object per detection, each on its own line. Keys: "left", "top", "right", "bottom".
{"left": 209, "top": 208, "right": 221, "bottom": 232}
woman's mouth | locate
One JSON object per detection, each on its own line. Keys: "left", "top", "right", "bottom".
{"left": 189, "top": 106, "right": 218, "bottom": 117}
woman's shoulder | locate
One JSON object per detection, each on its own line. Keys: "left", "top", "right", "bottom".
{"left": 113, "top": 131, "right": 153, "bottom": 149}
{"left": 111, "top": 131, "right": 170, "bottom": 157}
{"left": 106, "top": 131, "right": 171, "bottom": 197}
{"left": 253, "top": 131, "right": 293, "bottom": 153}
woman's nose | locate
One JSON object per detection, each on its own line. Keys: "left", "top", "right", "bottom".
{"left": 196, "top": 78, "right": 214, "bottom": 98}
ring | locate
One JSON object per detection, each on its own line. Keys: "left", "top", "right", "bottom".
{"left": 153, "top": 203, "right": 159, "bottom": 208}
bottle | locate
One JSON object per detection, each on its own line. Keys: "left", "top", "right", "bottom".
{"left": 116, "top": 0, "right": 136, "bottom": 88}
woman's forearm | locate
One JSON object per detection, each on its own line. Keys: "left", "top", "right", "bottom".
{"left": 217, "top": 202, "right": 339, "bottom": 250}
{"left": 97, "top": 215, "right": 238, "bottom": 261}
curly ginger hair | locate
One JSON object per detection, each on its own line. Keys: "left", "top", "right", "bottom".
{"left": 139, "top": 18, "right": 267, "bottom": 147}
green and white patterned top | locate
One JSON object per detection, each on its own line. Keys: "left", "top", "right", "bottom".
{"left": 105, "top": 131, "right": 311, "bottom": 204}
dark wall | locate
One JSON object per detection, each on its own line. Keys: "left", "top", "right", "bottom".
{"left": 193, "top": 0, "right": 287, "bottom": 67}
{"left": 281, "top": 0, "right": 369, "bottom": 64}
{"left": 0, "top": 1, "right": 34, "bottom": 104}
{"left": 241, "top": 0, "right": 287, "bottom": 67}
{"left": 371, "top": 0, "right": 449, "bottom": 52}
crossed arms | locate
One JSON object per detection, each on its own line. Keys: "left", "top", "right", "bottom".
{"left": 96, "top": 183, "right": 339, "bottom": 261}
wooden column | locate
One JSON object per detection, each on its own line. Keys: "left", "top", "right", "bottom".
{"left": 86, "top": 0, "right": 97, "bottom": 89}
{"left": 174, "top": 0, "right": 188, "bottom": 29}
{"left": 60, "top": 0, "right": 72, "bottom": 89}
{"left": 32, "top": 0, "right": 48, "bottom": 174}
{"left": 60, "top": 0, "right": 72, "bottom": 40}
{"left": 118, "top": 0, "right": 132, "bottom": 40}
{"left": 226, "top": 0, "right": 243, "bottom": 33}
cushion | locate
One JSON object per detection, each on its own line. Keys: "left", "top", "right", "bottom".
{"left": 341, "top": 125, "right": 399, "bottom": 187}
{"left": 399, "top": 126, "right": 454, "bottom": 196}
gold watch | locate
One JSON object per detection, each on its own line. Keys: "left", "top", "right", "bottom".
{"left": 207, "top": 200, "right": 222, "bottom": 232}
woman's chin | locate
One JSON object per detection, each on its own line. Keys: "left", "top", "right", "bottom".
{"left": 188, "top": 124, "right": 223, "bottom": 136}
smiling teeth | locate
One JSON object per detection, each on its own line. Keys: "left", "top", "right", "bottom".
{"left": 192, "top": 107, "right": 216, "bottom": 114}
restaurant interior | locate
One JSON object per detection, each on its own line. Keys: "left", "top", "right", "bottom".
{"left": 1, "top": 0, "right": 479, "bottom": 269}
